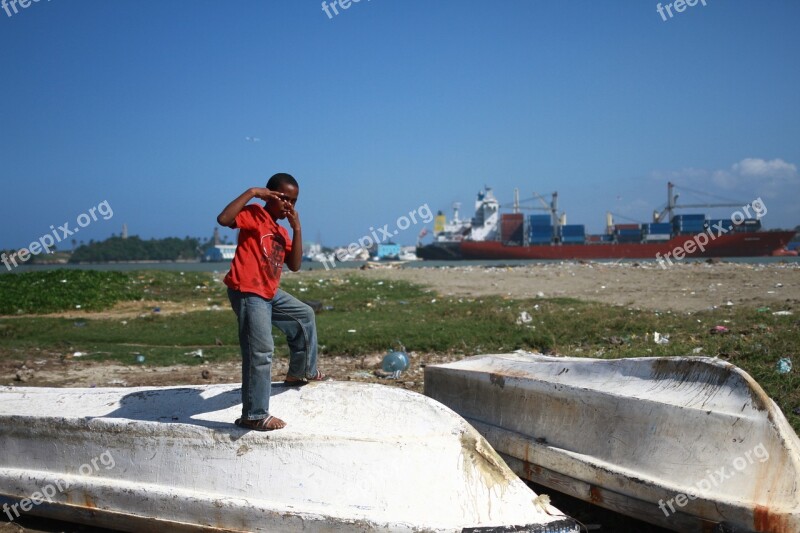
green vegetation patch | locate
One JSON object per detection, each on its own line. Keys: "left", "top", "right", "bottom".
{"left": 0, "top": 269, "right": 227, "bottom": 315}
{"left": 0, "top": 270, "right": 142, "bottom": 314}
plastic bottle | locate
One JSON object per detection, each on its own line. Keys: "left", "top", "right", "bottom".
{"left": 382, "top": 351, "right": 409, "bottom": 373}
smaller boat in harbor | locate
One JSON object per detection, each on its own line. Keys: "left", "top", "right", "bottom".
{"left": 424, "top": 353, "right": 800, "bottom": 533}
{"left": 0, "top": 381, "right": 580, "bottom": 532}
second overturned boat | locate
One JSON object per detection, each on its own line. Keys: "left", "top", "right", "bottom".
{"left": 425, "top": 354, "right": 800, "bottom": 533}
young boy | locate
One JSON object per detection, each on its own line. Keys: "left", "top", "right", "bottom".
{"left": 217, "top": 173, "right": 324, "bottom": 431}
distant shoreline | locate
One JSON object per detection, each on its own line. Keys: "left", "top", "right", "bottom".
{"left": 3, "top": 256, "right": 798, "bottom": 276}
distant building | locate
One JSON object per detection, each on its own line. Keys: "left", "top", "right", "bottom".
{"left": 204, "top": 244, "right": 237, "bottom": 262}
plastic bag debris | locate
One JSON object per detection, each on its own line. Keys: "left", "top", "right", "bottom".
{"left": 516, "top": 311, "right": 533, "bottom": 324}
{"left": 653, "top": 332, "right": 670, "bottom": 345}
{"left": 777, "top": 358, "right": 792, "bottom": 374}
{"left": 710, "top": 325, "right": 730, "bottom": 335}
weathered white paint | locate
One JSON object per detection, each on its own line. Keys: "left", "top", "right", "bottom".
{"left": 425, "top": 354, "right": 800, "bottom": 533}
{"left": 0, "top": 381, "right": 579, "bottom": 532}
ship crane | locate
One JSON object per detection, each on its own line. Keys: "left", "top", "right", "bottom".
{"left": 510, "top": 191, "right": 562, "bottom": 228}
{"left": 654, "top": 182, "right": 745, "bottom": 223}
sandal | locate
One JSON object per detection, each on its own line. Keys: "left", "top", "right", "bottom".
{"left": 283, "top": 370, "right": 327, "bottom": 386}
{"left": 234, "top": 415, "right": 285, "bottom": 431}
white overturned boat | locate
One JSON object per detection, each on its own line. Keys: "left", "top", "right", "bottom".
{"left": 0, "top": 381, "right": 580, "bottom": 532}
{"left": 425, "top": 354, "right": 800, "bottom": 533}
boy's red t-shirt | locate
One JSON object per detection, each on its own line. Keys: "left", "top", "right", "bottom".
{"left": 223, "top": 204, "right": 292, "bottom": 300}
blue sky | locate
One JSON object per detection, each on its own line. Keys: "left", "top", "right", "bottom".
{"left": 2, "top": 0, "right": 798, "bottom": 250}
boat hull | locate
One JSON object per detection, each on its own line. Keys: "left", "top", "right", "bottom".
{"left": 0, "top": 382, "right": 579, "bottom": 532}
{"left": 459, "top": 231, "right": 796, "bottom": 260}
{"left": 424, "top": 354, "right": 800, "bottom": 533}
{"left": 416, "top": 242, "right": 463, "bottom": 260}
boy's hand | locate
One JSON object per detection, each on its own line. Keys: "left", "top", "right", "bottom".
{"left": 284, "top": 203, "right": 301, "bottom": 231}
{"left": 252, "top": 188, "right": 288, "bottom": 203}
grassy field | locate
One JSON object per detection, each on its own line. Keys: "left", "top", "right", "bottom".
{"left": 0, "top": 269, "right": 797, "bottom": 434}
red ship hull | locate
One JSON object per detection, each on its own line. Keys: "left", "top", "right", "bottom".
{"left": 460, "top": 231, "right": 796, "bottom": 260}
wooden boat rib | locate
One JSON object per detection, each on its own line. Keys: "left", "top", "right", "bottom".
{"left": 0, "top": 381, "right": 580, "bottom": 532}
{"left": 424, "top": 354, "right": 800, "bottom": 533}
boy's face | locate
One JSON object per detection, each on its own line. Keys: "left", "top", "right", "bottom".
{"left": 266, "top": 183, "right": 298, "bottom": 220}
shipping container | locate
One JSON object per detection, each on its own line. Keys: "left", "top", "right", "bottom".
{"left": 614, "top": 224, "right": 640, "bottom": 231}
{"left": 529, "top": 226, "right": 554, "bottom": 244}
{"left": 734, "top": 219, "right": 762, "bottom": 232}
{"left": 705, "top": 219, "right": 735, "bottom": 232}
{"left": 643, "top": 234, "right": 671, "bottom": 242}
{"left": 561, "top": 224, "right": 586, "bottom": 236}
{"left": 672, "top": 215, "right": 705, "bottom": 233}
{"left": 501, "top": 214, "right": 524, "bottom": 243}
{"left": 672, "top": 214, "right": 706, "bottom": 222}
{"left": 529, "top": 214, "right": 552, "bottom": 226}
{"left": 642, "top": 223, "right": 672, "bottom": 235}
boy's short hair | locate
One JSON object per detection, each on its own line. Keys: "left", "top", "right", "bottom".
{"left": 266, "top": 173, "right": 299, "bottom": 190}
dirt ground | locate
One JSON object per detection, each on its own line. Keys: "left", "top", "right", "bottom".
{"left": 349, "top": 260, "right": 800, "bottom": 312}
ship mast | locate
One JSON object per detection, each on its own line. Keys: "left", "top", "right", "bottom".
{"left": 551, "top": 192, "right": 559, "bottom": 230}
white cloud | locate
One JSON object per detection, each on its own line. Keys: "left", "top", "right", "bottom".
{"left": 731, "top": 158, "right": 797, "bottom": 179}
{"left": 716, "top": 158, "right": 798, "bottom": 196}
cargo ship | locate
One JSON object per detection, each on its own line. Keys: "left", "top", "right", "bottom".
{"left": 416, "top": 183, "right": 797, "bottom": 261}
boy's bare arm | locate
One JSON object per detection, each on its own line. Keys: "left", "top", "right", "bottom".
{"left": 284, "top": 204, "right": 303, "bottom": 272}
{"left": 217, "top": 188, "right": 283, "bottom": 227}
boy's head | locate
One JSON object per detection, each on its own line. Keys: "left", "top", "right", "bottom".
{"left": 265, "top": 173, "right": 299, "bottom": 220}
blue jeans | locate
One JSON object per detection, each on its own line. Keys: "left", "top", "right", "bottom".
{"left": 227, "top": 288, "right": 319, "bottom": 420}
